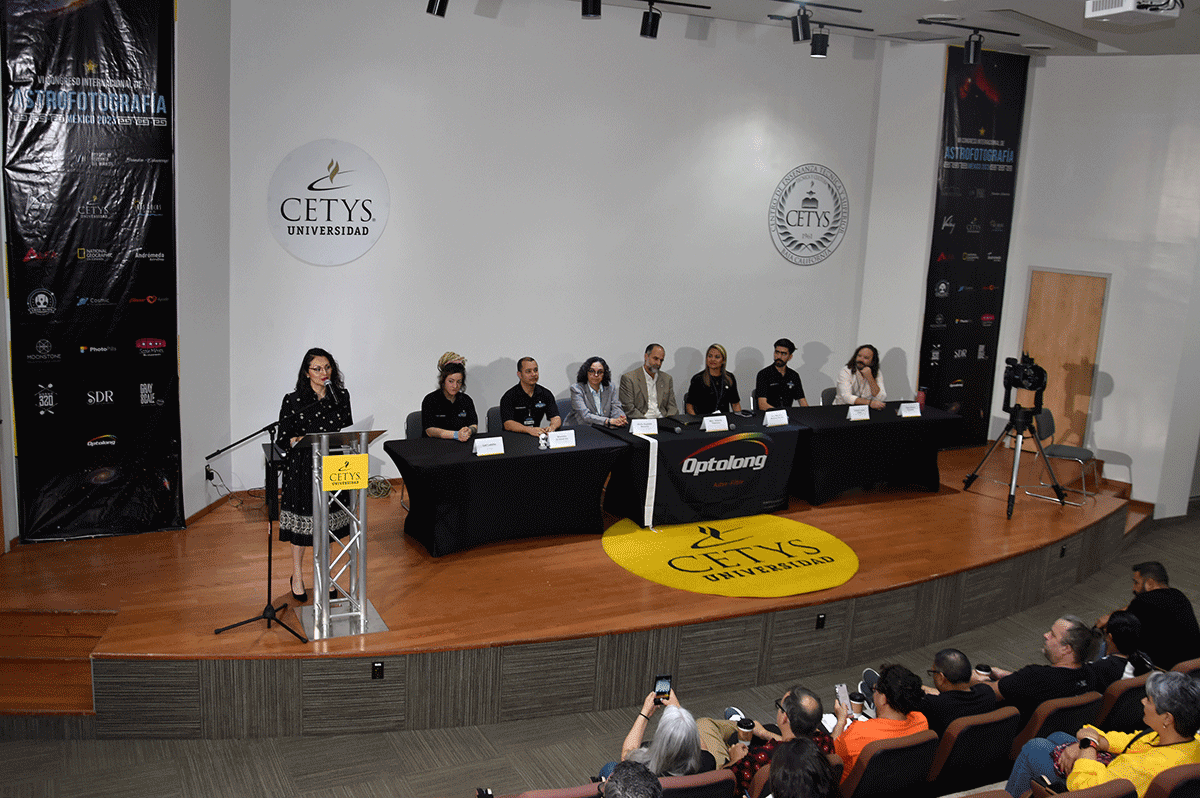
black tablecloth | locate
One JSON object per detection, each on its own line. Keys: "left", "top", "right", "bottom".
{"left": 384, "top": 427, "right": 628, "bottom": 556}
{"left": 601, "top": 414, "right": 800, "bottom": 526}
{"left": 786, "top": 402, "right": 961, "bottom": 505}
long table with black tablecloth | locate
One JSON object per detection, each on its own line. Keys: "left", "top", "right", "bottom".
{"left": 786, "top": 402, "right": 961, "bottom": 505}
{"left": 601, "top": 415, "right": 801, "bottom": 527}
{"left": 383, "top": 426, "right": 628, "bottom": 557}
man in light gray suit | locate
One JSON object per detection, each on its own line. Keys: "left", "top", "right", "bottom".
{"left": 618, "top": 343, "right": 679, "bottom": 419}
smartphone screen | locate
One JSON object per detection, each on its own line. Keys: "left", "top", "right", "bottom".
{"left": 835, "top": 682, "right": 850, "bottom": 709}
{"left": 654, "top": 674, "right": 671, "bottom": 703}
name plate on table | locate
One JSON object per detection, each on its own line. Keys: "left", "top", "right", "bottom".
{"left": 898, "top": 402, "right": 922, "bottom": 418}
{"left": 629, "top": 418, "right": 658, "bottom": 435}
{"left": 548, "top": 430, "right": 577, "bottom": 449}
{"left": 763, "top": 409, "right": 788, "bottom": 427}
{"left": 472, "top": 437, "right": 505, "bottom": 456}
{"left": 701, "top": 415, "right": 729, "bottom": 432}
{"left": 846, "top": 405, "right": 871, "bottom": 422}
{"left": 322, "top": 453, "right": 368, "bottom": 491}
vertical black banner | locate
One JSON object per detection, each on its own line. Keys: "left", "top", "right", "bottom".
{"left": 3, "top": 0, "right": 181, "bottom": 540}
{"left": 917, "top": 47, "right": 1028, "bottom": 447}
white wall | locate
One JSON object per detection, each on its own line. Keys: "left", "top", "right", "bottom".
{"left": 998, "top": 55, "right": 1200, "bottom": 516}
{"left": 222, "top": 0, "right": 884, "bottom": 489}
{"left": 178, "top": 0, "right": 232, "bottom": 516}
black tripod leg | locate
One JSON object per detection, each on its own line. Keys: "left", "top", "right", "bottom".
{"left": 963, "top": 422, "right": 1015, "bottom": 491}
{"left": 213, "top": 517, "right": 310, "bottom": 643}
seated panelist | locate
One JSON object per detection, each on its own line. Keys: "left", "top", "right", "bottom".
{"left": 421, "top": 352, "right": 477, "bottom": 441}
{"left": 566, "top": 356, "right": 628, "bottom": 429}
{"left": 618, "top": 343, "right": 678, "bottom": 420}
{"left": 685, "top": 343, "right": 741, "bottom": 416}
{"left": 500, "top": 356, "right": 561, "bottom": 437}
{"left": 834, "top": 344, "right": 886, "bottom": 409}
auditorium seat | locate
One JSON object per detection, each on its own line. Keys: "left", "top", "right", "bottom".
{"left": 1095, "top": 674, "right": 1150, "bottom": 733}
{"left": 841, "top": 729, "right": 939, "bottom": 798}
{"left": 1010, "top": 692, "right": 1103, "bottom": 760}
{"left": 1013, "top": 779, "right": 1137, "bottom": 798}
{"left": 1145, "top": 762, "right": 1200, "bottom": 798}
{"left": 497, "top": 769, "right": 737, "bottom": 798}
{"left": 926, "top": 706, "right": 1022, "bottom": 795}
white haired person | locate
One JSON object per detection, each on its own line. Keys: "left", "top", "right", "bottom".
{"left": 599, "top": 689, "right": 716, "bottom": 780}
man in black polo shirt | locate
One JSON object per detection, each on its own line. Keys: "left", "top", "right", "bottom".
{"left": 972, "top": 615, "right": 1094, "bottom": 725}
{"left": 500, "top": 357, "right": 561, "bottom": 437}
{"left": 755, "top": 338, "right": 808, "bottom": 410}
{"left": 918, "top": 648, "right": 997, "bottom": 736}
{"left": 1097, "top": 561, "right": 1200, "bottom": 670}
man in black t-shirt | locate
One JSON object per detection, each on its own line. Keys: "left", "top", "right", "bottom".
{"left": 918, "top": 648, "right": 997, "bottom": 736}
{"left": 1097, "top": 561, "right": 1200, "bottom": 670}
{"left": 972, "top": 616, "right": 1094, "bottom": 725}
{"left": 500, "top": 357, "right": 561, "bottom": 437}
{"left": 755, "top": 337, "right": 808, "bottom": 410}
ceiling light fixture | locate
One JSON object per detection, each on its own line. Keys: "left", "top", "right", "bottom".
{"left": 426, "top": 0, "right": 448, "bottom": 17}
{"left": 964, "top": 31, "right": 983, "bottom": 64}
{"left": 641, "top": 2, "right": 661, "bottom": 38}
{"left": 810, "top": 26, "right": 829, "bottom": 57}
{"left": 582, "top": 0, "right": 600, "bottom": 18}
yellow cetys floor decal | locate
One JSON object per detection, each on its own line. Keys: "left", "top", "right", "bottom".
{"left": 603, "top": 515, "right": 858, "bottom": 597}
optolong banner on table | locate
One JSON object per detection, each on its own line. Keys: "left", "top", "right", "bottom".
{"left": 3, "top": 0, "right": 182, "bottom": 540}
{"left": 917, "top": 47, "right": 1028, "bottom": 446}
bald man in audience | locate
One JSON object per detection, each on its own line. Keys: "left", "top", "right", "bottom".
{"left": 918, "top": 648, "right": 997, "bottom": 736}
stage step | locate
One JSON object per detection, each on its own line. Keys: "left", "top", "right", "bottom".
{"left": 0, "top": 609, "right": 114, "bottom": 715}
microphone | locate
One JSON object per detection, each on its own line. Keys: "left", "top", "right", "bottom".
{"left": 323, "top": 379, "right": 339, "bottom": 402}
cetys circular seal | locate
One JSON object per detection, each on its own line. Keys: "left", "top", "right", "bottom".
{"left": 769, "top": 163, "right": 849, "bottom": 266}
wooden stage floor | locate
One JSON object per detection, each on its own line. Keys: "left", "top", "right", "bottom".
{"left": 0, "top": 445, "right": 1129, "bottom": 661}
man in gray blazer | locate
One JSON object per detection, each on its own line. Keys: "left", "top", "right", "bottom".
{"left": 618, "top": 343, "right": 679, "bottom": 419}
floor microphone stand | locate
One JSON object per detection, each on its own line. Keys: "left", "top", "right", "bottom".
{"left": 208, "top": 422, "right": 308, "bottom": 643}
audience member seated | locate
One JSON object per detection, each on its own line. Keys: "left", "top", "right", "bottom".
{"left": 500, "top": 356, "right": 561, "bottom": 437}
{"left": 602, "top": 689, "right": 716, "bottom": 780}
{"left": 1087, "top": 611, "right": 1152, "bottom": 693}
{"left": 685, "top": 343, "right": 742, "bottom": 415}
{"left": 973, "top": 615, "right": 1095, "bottom": 725}
{"left": 698, "top": 686, "right": 832, "bottom": 795}
{"left": 605, "top": 760, "right": 663, "bottom": 798}
{"left": 565, "top": 356, "right": 628, "bottom": 429}
{"left": 1098, "top": 562, "right": 1200, "bottom": 671}
{"left": 760, "top": 737, "right": 838, "bottom": 798}
{"left": 918, "top": 648, "right": 999, "bottom": 736}
{"left": 421, "top": 353, "right": 478, "bottom": 441}
{"left": 832, "top": 663, "right": 929, "bottom": 782}
{"left": 1004, "top": 671, "right": 1200, "bottom": 798}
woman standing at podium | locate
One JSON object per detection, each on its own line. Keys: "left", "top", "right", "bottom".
{"left": 277, "top": 347, "right": 353, "bottom": 603}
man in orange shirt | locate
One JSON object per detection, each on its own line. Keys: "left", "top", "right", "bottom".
{"left": 832, "top": 663, "right": 929, "bottom": 781}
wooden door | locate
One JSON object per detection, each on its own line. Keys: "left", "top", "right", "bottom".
{"left": 1018, "top": 270, "right": 1107, "bottom": 448}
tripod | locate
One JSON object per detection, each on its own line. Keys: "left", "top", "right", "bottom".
{"left": 209, "top": 422, "right": 308, "bottom": 643}
{"left": 963, "top": 404, "right": 1066, "bottom": 519}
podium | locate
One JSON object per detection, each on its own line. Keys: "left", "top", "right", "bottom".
{"left": 299, "top": 428, "right": 385, "bottom": 640}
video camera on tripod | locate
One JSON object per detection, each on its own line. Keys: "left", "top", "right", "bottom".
{"left": 964, "top": 352, "right": 1066, "bottom": 517}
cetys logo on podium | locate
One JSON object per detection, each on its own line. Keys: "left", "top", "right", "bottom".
{"left": 322, "top": 453, "right": 368, "bottom": 491}
{"left": 603, "top": 515, "right": 858, "bottom": 597}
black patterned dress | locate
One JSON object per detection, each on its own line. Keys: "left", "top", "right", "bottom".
{"left": 276, "top": 386, "right": 354, "bottom": 546}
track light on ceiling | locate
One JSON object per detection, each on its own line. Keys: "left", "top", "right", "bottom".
{"left": 641, "top": 3, "right": 661, "bottom": 38}
{"left": 799, "top": 9, "right": 811, "bottom": 41}
{"left": 964, "top": 31, "right": 983, "bottom": 64}
{"left": 426, "top": 0, "right": 448, "bottom": 16}
{"left": 810, "top": 26, "right": 828, "bottom": 57}
{"left": 582, "top": 0, "right": 601, "bottom": 18}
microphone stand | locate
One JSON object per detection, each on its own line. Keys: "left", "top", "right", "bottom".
{"left": 209, "top": 418, "right": 308, "bottom": 644}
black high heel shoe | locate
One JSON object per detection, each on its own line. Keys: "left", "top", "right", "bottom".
{"left": 290, "top": 575, "right": 308, "bottom": 603}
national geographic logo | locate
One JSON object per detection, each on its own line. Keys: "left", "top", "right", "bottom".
{"left": 602, "top": 515, "right": 858, "bottom": 598}
{"left": 769, "top": 163, "right": 849, "bottom": 267}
